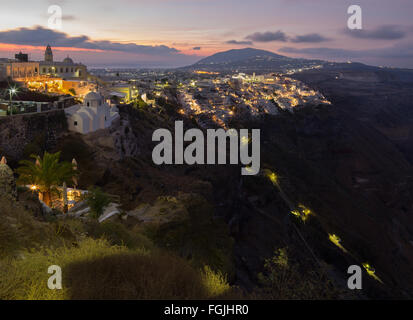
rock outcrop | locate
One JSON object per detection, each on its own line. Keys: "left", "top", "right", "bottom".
{"left": 0, "top": 111, "right": 67, "bottom": 163}
{"left": 0, "top": 157, "right": 17, "bottom": 200}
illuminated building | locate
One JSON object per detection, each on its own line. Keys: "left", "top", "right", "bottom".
{"left": 64, "top": 91, "right": 120, "bottom": 134}
{"left": 39, "top": 45, "right": 87, "bottom": 80}
{"left": 0, "top": 45, "right": 88, "bottom": 81}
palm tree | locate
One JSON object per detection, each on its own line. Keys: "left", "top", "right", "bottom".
{"left": 16, "top": 151, "right": 78, "bottom": 207}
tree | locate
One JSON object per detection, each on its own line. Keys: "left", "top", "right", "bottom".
{"left": 85, "top": 187, "right": 111, "bottom": 219}
{"left": 16, "top": 152, "right": 77, "bottom": 207}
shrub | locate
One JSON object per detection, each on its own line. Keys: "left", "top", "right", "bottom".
{"left": 0, "top": 238, "right": 227, "bottom": 300}
{"left": 85, "top": 220, "right": 154, "bottom": 250}
{"left": 201, "top": 265, "right": 231, "bottom": 298}
{"left": 0, "top": 197, "right": 59, "bottom": 258}
{"left": 256, "top": 248, "right": 342, "bottom": 299}
{"left": 65, "top": 251, "right": 207, "bottom": 300}
{"left": 85, "top": 187, "right": 111, "bottom": 219}
{"left": 144, "top": 194, "right": 235, "bottom": 277}
{"left": 0, "top": 239, "right": 134, "bottom": 300}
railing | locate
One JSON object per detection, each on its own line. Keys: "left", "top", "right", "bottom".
{"left": 107, "top": 194, "right": 121, "bottom": 204}
{"left": 0, "top": 97, "right": 76, "bottom": 116}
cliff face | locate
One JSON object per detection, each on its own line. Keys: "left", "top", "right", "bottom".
{"left": 0, "top": 111, "right": 67, "bottom": 164}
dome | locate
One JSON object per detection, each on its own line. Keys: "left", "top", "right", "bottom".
{"left": 84, "top": 92, "right": 102, "bottom": 101}
{"left": 63, "top": 56, "right": 74, "bottom": 64}
{"left": 84, "top": 92, "right": 103, "bottom": 107}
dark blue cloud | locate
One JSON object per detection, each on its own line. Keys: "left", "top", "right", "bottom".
{"left": 245, "top": 30, "right": 330, "bottom": 43}
{"left": 279, "top": 42, "right": 413, "bottom": 60}
{"left": 226, "top": 40, "right": 253, "bottom": 45}
{"left": 345, "top": 25, "right": 407, "bottom": 40}
{"left": 245, "top": 31, "right": 288, "bottom": 42}
{"left": 290, "top": 33, "right": 330, "bottom": 43}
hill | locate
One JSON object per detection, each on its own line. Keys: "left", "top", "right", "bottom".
{"left": 186, "top": 48, "right": 323, "bottom": 73}
{"left": 194, "top": 48, "right": 287, "bottom": 65}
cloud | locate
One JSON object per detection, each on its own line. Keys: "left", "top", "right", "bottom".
{"left": 290, "top": 33, "right": 330, "bottom": 43}
{"left": 226, "top": 40, "right": 253, "bottom": 45}
{"left": 192, "top": 46, "right": 201, "bottom": 50}
{"left": 0, "top": 26, "right": 180, "bottom": 56}
{"left": 245, "top": 30, "right": 330, "bottom": 43}
{"left": 245, "top": 30, "right": 288, "bottom": 42}
{"left": 345, "top": 25, "right": 407, "bottom": 40}
{"left": 279, "top": 42, "right": 413, "bottom": 60}
{"left": 62, "top": 15, "right": 76, "bottom": 21}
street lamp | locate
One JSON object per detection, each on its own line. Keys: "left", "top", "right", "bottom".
{"left": 8, "top": 87, "right": 18, "bottom": 116}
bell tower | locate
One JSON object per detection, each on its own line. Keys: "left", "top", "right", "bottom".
{"left": 45, "top": 44, "right": 53, "bottom": 62}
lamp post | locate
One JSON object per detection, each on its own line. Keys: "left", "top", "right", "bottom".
{"left": 8, "top": 87, "right": 17, "bottom": 116}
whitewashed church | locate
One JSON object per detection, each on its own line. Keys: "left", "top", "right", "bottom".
{"left": 65, "top": 92, "right": 120, "bottom": 134}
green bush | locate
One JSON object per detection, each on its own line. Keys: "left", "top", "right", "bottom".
{"left": 0, "top": 197, "right": 62, "bottom": 258}
{"left": 85, "top": 187, "right": 111, "bottom": 219}
{"left": 256, "top": 248, "right": 343, "bottom": 299}
{"left": 143, "top": 194, "right": 235, "bottom": 276}
{"left": 85, "top": 220, "right": 154, "bottom": 250}
{"left": 201, "top": 265, "right": 231, "bottom": 298}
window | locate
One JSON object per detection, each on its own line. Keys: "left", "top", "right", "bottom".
{"left": 74, "top": 121, "right": 78, "bottom": 126}
{"left": 87, "top": 102, "right": 90, "bottom": 107}
{"left": 71, "top": 68, "right": 74, "bottom": 72}
{"left": 60, "top": 68, "right": 63, "bottom": 73}
{"left": 43, "top": 68, "right": 46, "bottom": 73}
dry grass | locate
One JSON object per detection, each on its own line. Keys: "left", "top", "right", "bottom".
{"left": 0, "top": 195, "right": 233, "bottom": 300}
{"left": 0, "top": 239, "right": 133, "bottom": 300}
{"left": 0, "top": 197, "right": 60, "bottom": 258}
{"left": 0, "top": 237, "right": 233, "bottom": 300}
{"left": 65, "top": 251, "right": 207, "bottom": 300}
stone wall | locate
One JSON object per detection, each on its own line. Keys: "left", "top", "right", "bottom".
{"left": 0, "top": 110, "right": 68, "bottom": 164}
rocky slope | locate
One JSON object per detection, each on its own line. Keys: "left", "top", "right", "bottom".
{"left": 4, "top": 66, "right": 413, "bottom": 299}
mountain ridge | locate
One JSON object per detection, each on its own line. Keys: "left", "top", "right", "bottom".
{"left": 185, "top": 47, "right": 323, "bottom": 72}
{"left": 193, "top": 48, "right": 290, "bottom": 65}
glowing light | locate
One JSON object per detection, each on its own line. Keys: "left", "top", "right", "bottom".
{"left": 244, "top": 166, "right": 255, "bottom": 174}
{"left": 30, "top": 185, "right": 38, "bottom": 191}
{"left": 241, "top": 136, "right": 250, "bottom": 146}
{"left": 297, "top": 204, "right": 312, "bottom": 221}
{"left": 328, "top": 234, "right": 348, "bottom": 253}
{"left": 290, "top": 204, "right": 314, "bottom": 222}
{"left": 362, "top": 263, "right": 383, "bottom": 283}
{"left": 194, "top": 70, "right": 219, "bottom": 75}
{"left": 267, "top": 172, "right": 278, "bottom": 185}
{"left": 290, "top": 210, "right": 301, "bottom": 218}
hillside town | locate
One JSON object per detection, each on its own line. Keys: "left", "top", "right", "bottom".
{"left": 177, "top": 73, "right": 331, "bottom": 128}
{"left": 0, "top": 45, "right": 331, "bottom": 132}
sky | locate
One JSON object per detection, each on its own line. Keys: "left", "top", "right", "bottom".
{"left": 0, "top": 0, "right": 412, "bottom": 68}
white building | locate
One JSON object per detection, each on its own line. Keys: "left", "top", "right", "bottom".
{"left": 64, "top": 92, "right": 120, "bottom": 134}
{"left": 0, "top": 45, "right": 88, "bottom": 81}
